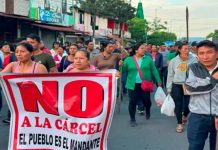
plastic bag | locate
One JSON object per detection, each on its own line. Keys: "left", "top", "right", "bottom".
{"left": 154, "top": 87, "right": 166, "bottom": 107}
{"left": 161, "top": 95, "right": 175, "bottom": 116}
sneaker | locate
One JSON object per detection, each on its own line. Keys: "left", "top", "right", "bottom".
{"left": 2, "top": 118, "right": 10, "bottom": 124}
{"left": 130, "top": 120, "right": 137, "bottom": 127}
{"left": 137, "top": 110, "right": 145, "bottom": 115}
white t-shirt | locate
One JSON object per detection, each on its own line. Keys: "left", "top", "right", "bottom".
{"left": 209, "top": 61, "right": 218, "bottom": 75}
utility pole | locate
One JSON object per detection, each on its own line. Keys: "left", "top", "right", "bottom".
{"left": 91, "top": 0, "right": 96, "bottom": 44}
{"left": 186, "top": 6, "right": 189, "bottom": 42}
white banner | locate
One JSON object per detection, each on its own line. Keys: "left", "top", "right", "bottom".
{"left": 0, "top": 70, "right": 117, "bottom": 150}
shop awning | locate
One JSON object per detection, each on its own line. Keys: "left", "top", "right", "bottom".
{"left": 0, "top": 12, "right": 32, "bottom": 21}
{"left": 31, "top": 23, "right": 84, "bottom": 34}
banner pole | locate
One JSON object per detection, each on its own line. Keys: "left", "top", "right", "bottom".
{"left": 118, "top": 27, "right": 125, "bottom": 114}
{"left": 118, "top": 58, "right": 122, "bottom": 114}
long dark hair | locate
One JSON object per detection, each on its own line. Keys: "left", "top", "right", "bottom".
{"left": 176, "top": 40, "right": 189, "bottom": 55}
{"left": 129, "top": 42, "right": 144, "bottom": 56}
{"left": 16, "top": 42, "right": 34, "bottom": 60}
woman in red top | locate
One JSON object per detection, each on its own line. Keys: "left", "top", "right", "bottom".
{"left": 54, "top": 46, "right": 65, "bottom": 69}
{"left": 1, "top": 43, "right": 15, "bottom": 68}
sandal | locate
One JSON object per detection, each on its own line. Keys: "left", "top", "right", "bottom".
{"left": 182, "top": 116, "right": 187, "bottom": 125}
{"left": 176, "top": 124, "right": 183, "bottom": 133}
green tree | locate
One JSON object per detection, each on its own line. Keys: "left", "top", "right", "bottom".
{"left": 206, "top": 29, "right": 218, "bottom": 39}
{"left": 128, "top": 17, "right": 148, "bottom": 42}
{"left": 148, "top": 31, "right": 177, "bottom": 45}
{"left": 148, "top": 17, "right": 167, "bottom": 33}
{"left": 79, "top": 0, "right": 134, "bottom": 22}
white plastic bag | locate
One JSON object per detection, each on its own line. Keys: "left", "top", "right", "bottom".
{"left": 154, "top": 87, "right": 166, "bottom": 107}
{"left": 161, "top": 95, "right": 175, "bottom": 116}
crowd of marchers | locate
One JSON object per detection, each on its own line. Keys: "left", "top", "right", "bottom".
{"left": 0, "top": 34, "right": 217, "bottom": 150}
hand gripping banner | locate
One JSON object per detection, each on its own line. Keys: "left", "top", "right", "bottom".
{"left": 0, "top": 70, "right": 117, "bottom": 150}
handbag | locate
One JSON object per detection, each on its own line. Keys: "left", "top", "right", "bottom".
{"left": 132, "top": 56, "right": 154, "bottom": 92}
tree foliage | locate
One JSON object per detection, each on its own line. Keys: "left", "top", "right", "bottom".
{"left": 128, "top": 17, "right": 148, "bottom": 42}
{"left": 79, "top": 0, "right": 135, "bottom": 22}
{"left": 148, "top": 17, "right": 167, "bottom": 33}
{"left": 78, "top": 0, "right": 178, "bottom": 45}
{"left": 206, "top": 29, "right": 218, "bottom": 39}
{"left": 147, "top": 31, "right": 177, "bottom": 45}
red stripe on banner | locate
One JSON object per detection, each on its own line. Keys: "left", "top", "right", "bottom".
{"left": 2, "top": 72, "right": 114, "bottom": 150}
{"left": 17, "top": 149, "right": 53, "bottom": 150}
{"left": 4, "top": 77, "right": 20, "bottom": 150}
{"left": 2, "top": 72, "right": 112, "bottom": 79}
{"left": 100, "top": 74, "right": 113, "bottom": 150}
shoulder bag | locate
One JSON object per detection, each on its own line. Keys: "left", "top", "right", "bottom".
{"left": 133, "top": 56, "right": 154, "bottom": 92}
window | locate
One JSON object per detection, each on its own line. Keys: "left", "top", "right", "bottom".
{"left": 79, "top": 11, "right": 84, "bottom": 24}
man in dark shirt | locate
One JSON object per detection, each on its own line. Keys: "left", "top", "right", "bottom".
{"left": 26, "top": 34, "right": 57, "bottom": 73}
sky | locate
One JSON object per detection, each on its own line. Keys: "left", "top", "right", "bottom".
{"left": 131, "top": 0, "right": 218, "bottom": 38}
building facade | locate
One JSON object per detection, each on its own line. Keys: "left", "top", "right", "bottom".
{"left": 0, "top": 0, "right": 131, "bottom": 48}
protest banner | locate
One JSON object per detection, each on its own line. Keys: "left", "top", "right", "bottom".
{"left": 0, "top": 70, "right": 117, "bottom": 150}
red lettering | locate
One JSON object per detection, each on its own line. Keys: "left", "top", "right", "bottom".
{"left": 55, "top": 120, "right": 102, "bottom": 135}
{"left": 55, "top": 119, "right": 62, "bottom": 130}
{"left": 17, "top": 81, "right": 58, "bottom": 115}
{"left": 79, "top": 123, "right": 87, "bottom": 134}
{"left": 35, "top": 117, "right": 42, "bottom": 127}
{"left": 35, "top": 117, "right": 51, "bottom": 128}
{"left": 64, "top": 80, "right": 103, "bottom": 118}
{"left": 70, "top": 122, "right": 78, "bottom": 134}
{"left": 21, "top": 116, "right": 31, "bottom": 127}
{"left": 43, "top": 118, "right": 52, "bottom": 128}
{"left": 96, "top": 123, "right": 102, "bottom": 133}
{"left": 87, "top": 123, "right": 96, "bottom": 134}
{"left": 62, "top": 119, "right": 69, "bottom": 131}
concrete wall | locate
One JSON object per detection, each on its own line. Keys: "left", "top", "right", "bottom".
{"left": 41, "top": 29, "right": 56, "bottom": 49}
{"left": 0, "top": 0, "right": 6, "bottom": 13}
{"left": 84, "top": 13, "right": 92, "bottom": 34}
{"left": 95, "top": 16, "right": 108, "bottom": 36}
{"left": 84, "top": 13, "right": 109, "bottom": 36}
{"left": 14, "top": 0, "right": 29, "bottom": 16}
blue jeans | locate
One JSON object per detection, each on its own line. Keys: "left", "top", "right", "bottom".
{"left": 187, "top": 113, "right": 216, "bottom": 150}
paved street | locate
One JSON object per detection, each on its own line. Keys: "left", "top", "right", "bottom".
{"left": 0, "top": 93, "right": 209, "bottom": 150}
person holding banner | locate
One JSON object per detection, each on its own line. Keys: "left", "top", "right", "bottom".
{"left": 1, "top": 42, "right": 48, "bottom": 123}
{"left": 58, "top": 44, "right": 78, "bottom": 72}
{"left": 64, "top": 50, "right": 98, "bottom": 72}
{"left": 121, "top": 43, "right": 162, "bottom": 127}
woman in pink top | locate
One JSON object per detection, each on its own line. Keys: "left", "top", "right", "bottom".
{"left": 64, "top": 50, "right": 97, "bottom": 72}
{"left": 1, "top": 42, "right": 47, "bottom": 124}
{"left": 1, "top": 42, "right": 47, "bottom": 73}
